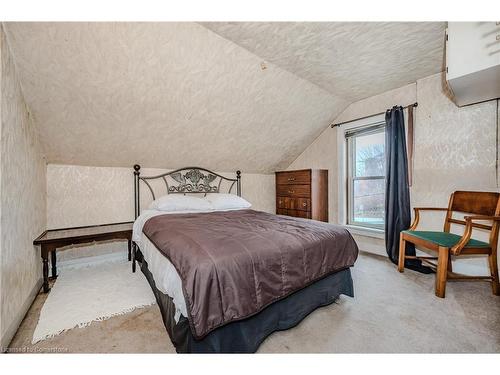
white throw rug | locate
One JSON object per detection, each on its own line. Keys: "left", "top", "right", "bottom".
{"left": 32, "top": 259, "right": 156, "bottom": 344}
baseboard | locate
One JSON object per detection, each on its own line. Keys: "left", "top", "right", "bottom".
{"left": 354, "top": 240, "right": 387, "bottom": 256}
{"left": 1, "top": 278, "right": 42, "bottom": 351}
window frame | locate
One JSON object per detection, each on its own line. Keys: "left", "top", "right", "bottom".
{"left": 345, "top": 124, "right": 386, "bottom": 230}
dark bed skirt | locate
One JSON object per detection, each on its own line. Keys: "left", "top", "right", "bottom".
{"left": 138, "top": 249, "right": 354, "bottom": 353}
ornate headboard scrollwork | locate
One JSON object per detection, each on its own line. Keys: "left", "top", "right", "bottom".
{"left": 133, "top": 165, "right": 241, "bottom": 219}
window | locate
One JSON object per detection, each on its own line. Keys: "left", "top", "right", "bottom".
{"left": 346, "top": 123, "right": 385, "bottom": 229}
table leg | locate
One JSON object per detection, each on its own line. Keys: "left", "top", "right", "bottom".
{"left": 128, "top": 239, "right": 131, "bottom": 261}
{"left": 51, "top": 250, "right": 57, "bottom": 279}
{"left": 42, "top": 248, "right": 50, "bottom": 293}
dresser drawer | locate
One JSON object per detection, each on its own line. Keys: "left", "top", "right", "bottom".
{"left": 276, "top": 208, "right": 288, "bottom": 215}
{"left": 287, "top": 209, "right": 311, "bottom": 219}
{"left": 276, "top": 170, "right": 311, "bottom": 185}
{"left": 275, "top": 169, "right": 328, "bottom": 222}
{"left": 277, "top": 196, "right": 287, "bottom": 209}
{"left": 278, "top": 197, "right": 310, "bottom": 211}
{"left": 276, "top": 208, "right": 310, "bottom": 219}
{"left": 295, "top": 198, "right": 311, "bottom": 211}
{"left": 276, "top": 184, "right": 311, "bottom": 198}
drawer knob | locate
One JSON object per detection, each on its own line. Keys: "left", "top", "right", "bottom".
{"left": 303, "top": 202, "right": 307, "bottom": 207}
{"left": 288, "top": 190, "right": 294, "bottom": 194}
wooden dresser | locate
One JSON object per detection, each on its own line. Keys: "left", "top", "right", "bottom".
{"left": 275, "top": 169, "right": 328, "bottom": 222}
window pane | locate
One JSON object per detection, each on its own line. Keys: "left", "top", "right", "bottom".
{"left": 353, "top": 179, "right": 384, "bottom": 226}
{"left": 355, "top": 131, "right": 385, "bottom": 177}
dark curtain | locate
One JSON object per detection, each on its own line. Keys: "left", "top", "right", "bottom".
{"left": 385, "top": 106, "right": 432, "bottom": 273}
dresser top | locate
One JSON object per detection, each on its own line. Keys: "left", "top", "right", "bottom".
{"left": 275, "top": 169, "right": 327, "bottom": 174}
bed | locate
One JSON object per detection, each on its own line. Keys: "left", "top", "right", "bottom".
{"left": 131, "top": 165, "right": 359, "bottom": 353}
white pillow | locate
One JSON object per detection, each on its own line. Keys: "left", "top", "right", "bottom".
{"left": 149, "top": 194, "right": 213, "bottom": 212}
{"left": 205, "top": 193, "right": 251, "bottom": 210}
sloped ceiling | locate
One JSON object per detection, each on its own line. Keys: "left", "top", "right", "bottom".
{"left": 3, "top": 22, "right": 445, "bottom": 173}
{"left": 202, "top": 22, "right": 446, "bottom": 102}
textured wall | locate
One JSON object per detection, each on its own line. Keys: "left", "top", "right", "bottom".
{"left": 289, "top": 83, "right": 418, "bottom": 224}
{"left": 411, "top": 74, "right": 498, "bottom": 272}
{"left": 287, "top": 123, "right": 339, "bottom": 224}
{"left": 3, "top": 22, "right": 346, "bottom": 174}
{"left": 288, "top": 72, "right": 499, "bottom": 273}
{"left": 47, "top": 164, "right": 275, "bottom": 261}
{"left": 333, "top": 83, "right": 417, "bottom": 125}
{"left": 0, "top": 27, "right": 47, "bottom": 345}
{"left": 413, "top": 74, "right": 497, "bottom": 220}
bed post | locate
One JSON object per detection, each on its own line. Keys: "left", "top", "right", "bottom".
{"left": 134, "top": 164, "right": 141, "bottom": 219}
{"left": 236, "top": 170, "right": 241, "bottom": 197}
{"left": 132, "top": 164, "right": 141, "bottom": 273}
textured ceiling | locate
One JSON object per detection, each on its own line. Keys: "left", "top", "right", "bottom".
{"left": 3, "top": 22, "right": 446, "bottom": 173}
{"left": 3, "top": 22, "right": 347, "bottom": 173}
{"left": 202, "top": 22, "right": 446, "bottom": 102}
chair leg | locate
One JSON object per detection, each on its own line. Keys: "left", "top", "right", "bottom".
{"left": 447, "top": 255, "right": 453, "bottom": 274}
{"left": 398, "top": 234, "right": 406, "bottom": 273}
{"left": 435, "top": 247, "right": 449, "bottom": 298}
{"left": 488, "top": 251, "right": 499, "bottom": 296}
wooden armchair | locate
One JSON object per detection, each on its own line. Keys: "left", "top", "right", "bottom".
{"left": 398, "top": 191, "right": 500, "bottom": 298}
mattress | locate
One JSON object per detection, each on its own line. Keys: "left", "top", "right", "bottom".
{"left": 133, "top": 209, "right": 191, "bottom": 321}
{"left": 133, "top": 208, "right": 251, "bottom": 321}
{"left": 142, "top": 209, "right": 359, "bottom": 339}
{"left": 133, "top": 208, "right": 358, "bottom": 339}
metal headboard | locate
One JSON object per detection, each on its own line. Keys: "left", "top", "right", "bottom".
{"left": 133, "top": 165, "right": 241, "bottom": 219}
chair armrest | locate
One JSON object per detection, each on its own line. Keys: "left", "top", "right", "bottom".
{"left": 409, "top": 207, "right": 449, "bottom": 230}
{"left": 451, "top": 215, "right": 499, "bottom": 255}
{"left": 464, "top": 215, "right": 500, "bottom": 221}
{"left": 414, "top": 207, "right": 449, "bottom": 211}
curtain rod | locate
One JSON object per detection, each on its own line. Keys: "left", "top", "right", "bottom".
{"left": 330, "top": 102, "right": 418, "bottom": 128}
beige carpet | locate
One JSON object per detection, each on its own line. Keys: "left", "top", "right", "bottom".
{"left": 7, "top": 252, "right": 500, "bottom": 353}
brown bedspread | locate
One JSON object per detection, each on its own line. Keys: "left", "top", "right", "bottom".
{"left": 142, "top": 209, "right": 358, "bottom": 339}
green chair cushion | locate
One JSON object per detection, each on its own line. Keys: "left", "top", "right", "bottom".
{"left": 402, "top": 230, "right": 490, "bottom": 248}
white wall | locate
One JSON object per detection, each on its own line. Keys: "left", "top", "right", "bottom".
{"left": 46, "top": 164, "right": 275, "bottom": 262}
{"left": 288, "top": 72, "right": 499, "bottom": 274}
{"left": 0, "top": 26, "right": 47, "bottom": 348}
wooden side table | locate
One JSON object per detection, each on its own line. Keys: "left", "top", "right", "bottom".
{"left": 33, "top": 222, "right": 133, "bottom": 293}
